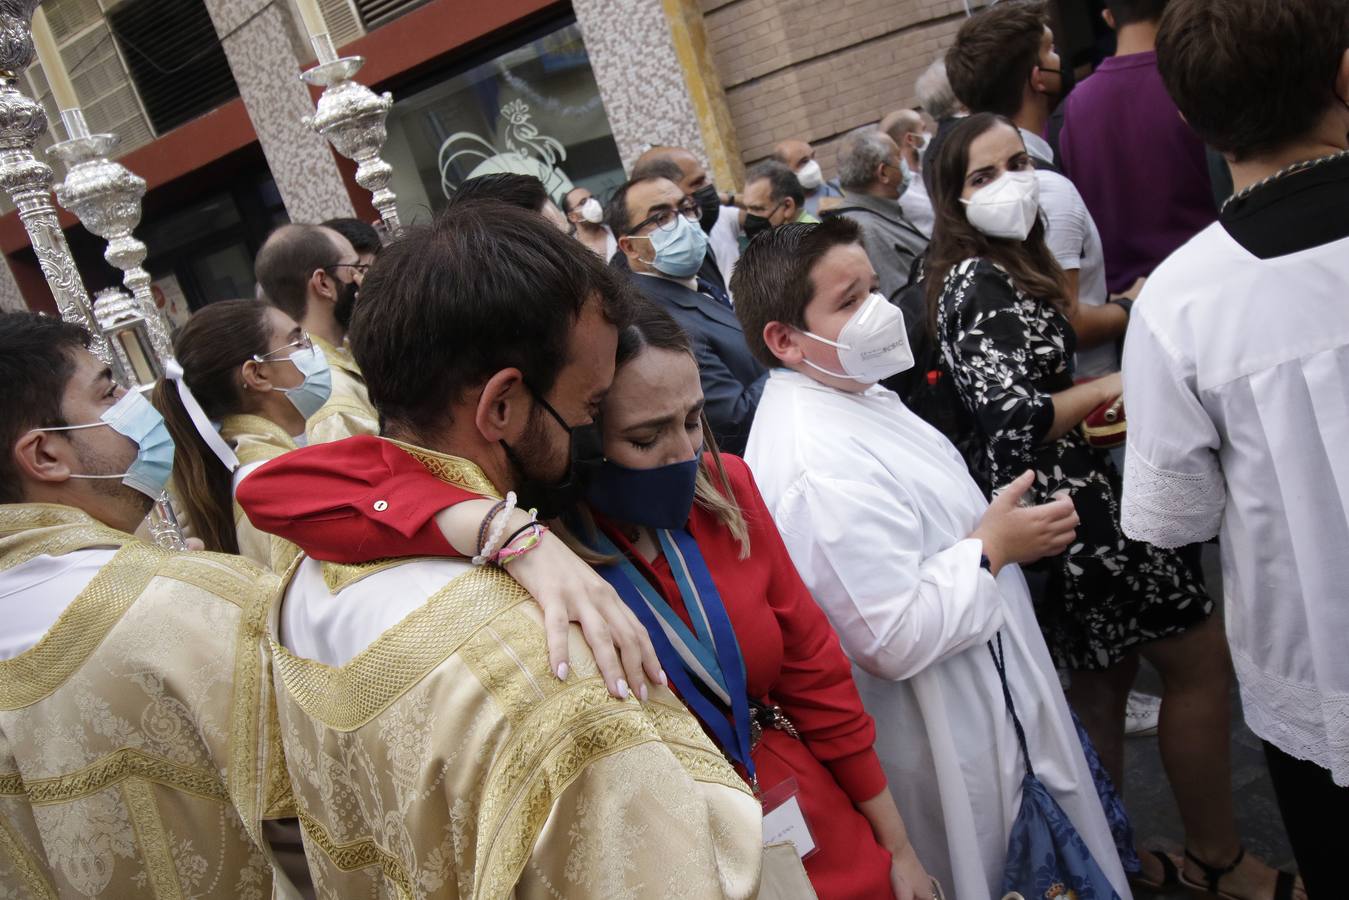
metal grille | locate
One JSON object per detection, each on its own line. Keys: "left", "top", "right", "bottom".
{"left": 107, "top": 0, "right": 239, "bottom": 135}
{"left": 318, "top": 0, "right": 365, "bottom": 48}
{"left": 354, "top": 0, "right": 430, "bottom": 30}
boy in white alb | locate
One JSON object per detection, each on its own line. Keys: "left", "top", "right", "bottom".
{"left": 730, "top": 217, "right": 1129, "bottom": 899}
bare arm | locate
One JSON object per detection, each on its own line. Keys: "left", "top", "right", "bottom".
{"left": 856, "top": 789, "right": 932, "bottom": 900}
{"left": 1046, "top": 372, "right": 1121, "bottom": 442}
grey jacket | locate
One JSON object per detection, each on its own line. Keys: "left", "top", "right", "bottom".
{"left": 828, "top": 190, "right": 930, "bottom": 300}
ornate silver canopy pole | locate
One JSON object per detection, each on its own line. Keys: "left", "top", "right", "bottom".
{"left": 0, "top": 0, "right": 118, "bottom": 370}
{"left": 300, "top": 32, "right": 401, "bottom": 237}
{"left": 48, "top": 108, "right": 174, "bottom": 365}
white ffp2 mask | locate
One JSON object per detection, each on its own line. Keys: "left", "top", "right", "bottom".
{"left": 962, "top": 170, "right": 1041, "bottom": 241}
{"left": 795, "top": 159, "right": 824, "bottom": 191}
{"left": 799, "top": 293, "right": 915, "bottom": 383}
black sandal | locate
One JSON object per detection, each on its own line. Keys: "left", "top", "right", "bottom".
{"left": 1178, "top": 846, "right": 1299, "bottom": 900}
{"left": 1129, "top": 849, "right": 1181, "bottom": 894}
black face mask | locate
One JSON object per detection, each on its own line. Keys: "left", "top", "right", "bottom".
{"left": 693, "top": 182, "right": 721, "bottom": 234}
{"left": 501, "top": 387, "right": 604, "bottom": 519}
{"left": 743, "top": 213, "right": 772, "bottom": 240}
{"left": 333, "top": 278, "right": 359, "bottom": 331}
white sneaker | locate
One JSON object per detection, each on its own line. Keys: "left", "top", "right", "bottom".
{"left": 1125, "top": 690, "right": 1161, "bottom": 737}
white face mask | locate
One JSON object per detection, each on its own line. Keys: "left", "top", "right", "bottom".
{"left": 795, "top": 159, "right": 824, "bottom": 191}
{"left": 578, "top": 197, "right": 604, "bottom": 225}
{"left": 961, "top": 169, "right": 1041, "bottom": 241}
{"left": 798, "top": 292, "right": 915, "bottom": 384}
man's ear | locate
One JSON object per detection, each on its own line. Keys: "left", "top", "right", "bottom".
{"left": 1336, "top": 48, "right": 1349, "bottom": 113}
{"left": 1101, "top": 8, "right": 1116, "bottom": 31}
{"left": 309, "top": 268, "right": 334, "bottom": 302}
{"left": 763, "top": 321, "right": 805, "bottom": 367}
{"left": 11, "top": 430, "right": 74, "bottom": 487}
{"left": 474, "top": 368, "right": 528, "bottom": 443}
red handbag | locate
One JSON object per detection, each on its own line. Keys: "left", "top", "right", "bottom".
{"left": 1077, "top": 378, "right": 1126, "bottom": 449}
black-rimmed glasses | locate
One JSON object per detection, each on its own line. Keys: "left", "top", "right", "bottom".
{"left": 626, "top": 197, "right": 701, "bottom": 236}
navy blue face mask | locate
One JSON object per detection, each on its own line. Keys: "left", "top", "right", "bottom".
{"left": 585, "top": 450, "right": 701, "bottom": 530}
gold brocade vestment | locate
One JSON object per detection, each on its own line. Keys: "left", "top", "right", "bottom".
{"left": 269, "top": 444, "right": 764, "bottom": 899}
{"left": 219, "top": 414, "right": 301, "bottom": 573}
{"left": 305, "top": 336, "right": 378, "bottom": 445}
{"left": 0, "top": 504, "right": 294, "bottom": 899}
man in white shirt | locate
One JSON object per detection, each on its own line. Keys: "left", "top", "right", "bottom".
{"left": 880, "top": 108, "right": 936, "bottom": 237}
{"left": 730, "top": 217, "right": 1127, "bottom": 899}
{"left": 946, "top": 2, "right": 1131, "bottom": 378}
{"left": 1124, "top": 0, "right": 1349, "bottom": 891}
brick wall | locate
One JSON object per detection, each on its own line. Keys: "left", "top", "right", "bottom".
{"left": 702, "top": 0, "right": 967, "bottom": 183}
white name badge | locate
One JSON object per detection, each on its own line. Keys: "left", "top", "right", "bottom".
{"left": 760, "top": 778, "right": 817, "bottom": 860}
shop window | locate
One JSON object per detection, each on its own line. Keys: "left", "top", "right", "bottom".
{"left": 382, "top": 19, "right": 625, "bottom": 226}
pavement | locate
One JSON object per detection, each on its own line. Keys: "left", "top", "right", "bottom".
{"left": 1118, "top": 545, "right": 1297, "bottom": 896}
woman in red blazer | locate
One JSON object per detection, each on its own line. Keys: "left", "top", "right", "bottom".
{"left": 240, "top": 301, "right": 934, "bottom": 899}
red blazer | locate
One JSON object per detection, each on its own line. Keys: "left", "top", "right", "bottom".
{"left": 237, "top": 438, "right": 895, "bottom": 899}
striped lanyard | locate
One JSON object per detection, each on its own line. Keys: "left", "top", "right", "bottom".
{"left": 593, "top": 527, "right": 755, "bottom": 782}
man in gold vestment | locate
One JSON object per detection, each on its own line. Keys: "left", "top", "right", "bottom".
{"left": 0, "top": 313, "right": 296, "bottom": 898}
{"left": 254, "top": 223, "right": 379, "bottom": 444}
{"left": 260, "top": 203, "right": 763, "bottom": 898}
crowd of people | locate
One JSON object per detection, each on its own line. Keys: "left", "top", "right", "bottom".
{"left": 1, "top": 0, "right": 1345, "bottom": 897}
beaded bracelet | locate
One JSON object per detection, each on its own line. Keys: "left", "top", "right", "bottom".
{"left": 472, "top": 492, "right": 517, "bottom": 566}
{"left": 475, "top": 498, "right": 508, "bottom": 558}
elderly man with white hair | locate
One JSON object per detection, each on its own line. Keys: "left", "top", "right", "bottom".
{"left": 826, "top": 128, "right": 929, "bottom": 300}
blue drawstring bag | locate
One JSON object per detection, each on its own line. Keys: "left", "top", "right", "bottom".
{"left": 990, "top": 634, "right": 1124, "bottom": 900}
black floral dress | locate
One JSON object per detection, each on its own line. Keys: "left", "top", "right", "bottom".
{"left": 935, "top": 257, "right": 1211, "bottom": 670}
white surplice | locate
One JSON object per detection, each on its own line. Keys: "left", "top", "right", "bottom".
{"left": 1122, "top": 222, "right": 1349, "bottom": 785}
{"left": 746, "top": 368, "right": 1129, "bottom": 899}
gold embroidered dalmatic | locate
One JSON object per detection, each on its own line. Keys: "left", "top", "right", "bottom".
{"left": 270, "top": 447, "right": 764, "bottom": 899}
{"left": 220, "top": 414, "right": 301, "bottom": 573}
{"left": 305, "top": 336, "right": 378, "bottom": 445}
{"left": 0, "top": 504, "right": 294, "bottom": 899}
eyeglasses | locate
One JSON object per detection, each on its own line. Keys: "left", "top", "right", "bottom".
{"left": 253, "top": 332, "right": 314, "bottom": 363}
{"left": 323, "top": 262, "right": 369, "bottom": 276}
{"left": 626, "top": 197, "right": 701, "bottom": 236}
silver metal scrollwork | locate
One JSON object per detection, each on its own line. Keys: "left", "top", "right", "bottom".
{"left": 0, "top": 0, "right": 118, "bottom": 373}
{"left": 301, "top": 35, "right": 401, "bottom": 238}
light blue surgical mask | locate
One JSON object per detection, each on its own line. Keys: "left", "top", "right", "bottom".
{"left": 641, "top": 213, "right": 709, "bottom": 279}
{"left": 277, "top": 346, "right": 333, "bottom": 420}
{"left": 36, "top": 389, "right": 176, "bottom": 500}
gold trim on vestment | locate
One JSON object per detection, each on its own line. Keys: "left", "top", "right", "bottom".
{"left": 122, "top": 778, "right": 185, "bottom": 900}
{"left": 0, "top": 771, "right": 22, "bottom": 795}
{"left": 270, "top": 566, "right": 530, "bottom": 730}
{"left": 384, "top": 438, "right": 503, "bottom": 498}
{"left": 319, "top": 557, "right": 411, "bottom": 593}
{"left": 0, "top": 541, "right": 158, "bottom": 710}
{"left": 22, "top": 748, "right": 228, "bottom": 806}
{"left": 295, "top": 808, "right": 413, "bottom": 900}
{"left": 0, "top": 812, "right": 56, "bottom": 899}
{"left": 220, "top": 414, "right": 297, "bottom": 470}
{"left": 310, "top": 335, "right": 362, "bottom": 380}
{"left": 0, "top": 503, "right": 130, "bottom": 569}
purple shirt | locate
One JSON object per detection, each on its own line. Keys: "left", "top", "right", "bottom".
{"left": 1060, "top": 51, "right": 1216, "bottom": 293}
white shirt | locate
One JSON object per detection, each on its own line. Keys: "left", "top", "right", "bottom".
{"left": 899, "top": 175, "right": 935, "bottom": 238}
{"left": 1121, "top": 222, "right": 1349, "bottom": 784}
{"left": 709, "top": 205, "right": 742, "bottom": 295}
{"left": 1019, "top": 128, "right": 1114, "bottom": 378}
{"left": 0, "top": 548, "right": 118, "bottom": 660}
{"left": 745, "top": 369, "right": 1128, "bottom": 899}
{"left": 282, "top": 555, "right": 472, "bottom": 666}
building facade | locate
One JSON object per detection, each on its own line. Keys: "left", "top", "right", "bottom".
{"left": 2, "top": 0, "right": 1090, "bottom": 314}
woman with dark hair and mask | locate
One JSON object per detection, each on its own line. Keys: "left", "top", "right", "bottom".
{"left": 238, "top": 299, "right": 936, "bottom": 900}
{"left": 151, "top": 299, "right": 330, "bottom": 568}
{"left": 926, "top": 112, "right": 1297, "bottom": 897}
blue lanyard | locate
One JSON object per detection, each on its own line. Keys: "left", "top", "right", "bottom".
{"left": 592, "top": 527, "right": 756, "bottom": 781}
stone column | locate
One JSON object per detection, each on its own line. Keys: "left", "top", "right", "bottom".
{"left": 0, "top": 256, "right": 24, "bottom": 311}
{"left": 203, "top": 0, "right": 355, "bottom": 223}
{"left": 574, "top": 0, "right": 743, "bottom": 187}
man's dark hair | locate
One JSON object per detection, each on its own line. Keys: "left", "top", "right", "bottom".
{"left": 254, "top": 224, "right": 341, "bottom": 320}
{"left": 604, "top": 176, "right": 670, "bottom": 237}
{"left": 947, "top": 0, "right": 1049, "bottom": 118}
{"left": 1157, "top": 0, "right": 1349, "bottom": 162}
{"left": 322, "top": 217, "right": 381, "bottom": 257}
{"left": 745, "top": 160, "right": 806, "bottom": 209}
{"left": 629, "top": 157, "right": 685, "bottom": 185}
{"left": 452, "top": 173, "right": 549, "bottom": 212}
{"left": 0, "top": 312, "right": 91, "bottom": 503}
{"left": 1106, "top": 0, "right": 1168, "bottom": 27}
{"left": 350, "top": 201, "right": 634, "bottom": 437}
{"left": 730, "top": 217, "right": 863, "bottom": 369}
